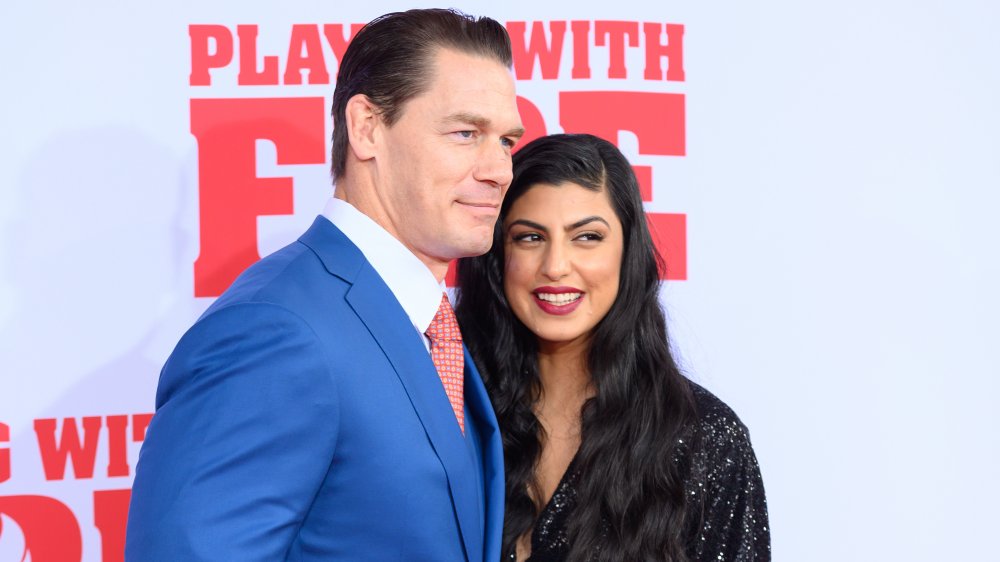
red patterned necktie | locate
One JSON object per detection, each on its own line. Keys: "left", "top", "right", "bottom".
{"left": 425, "top": 294, "right": 465, "bottom": 433}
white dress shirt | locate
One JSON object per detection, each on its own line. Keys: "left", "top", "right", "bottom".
{"left": 320, "top": 197, "right": 444, "bottom": 351}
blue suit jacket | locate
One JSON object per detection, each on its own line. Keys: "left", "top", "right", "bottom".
{"left": 126, "top": 217, "right": 504, "bottom": 561}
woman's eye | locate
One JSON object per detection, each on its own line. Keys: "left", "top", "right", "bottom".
{"left": 576, "top": 232, "right": 604, "bottom": 242}
{"left": 512, "top": 233, "right": 542, "bottom": 243}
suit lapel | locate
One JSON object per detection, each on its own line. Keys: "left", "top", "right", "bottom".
{"left": 300, "top": 218, "right": 483, "bottom": 561}
{"left": 346, "top": 268, "right": 482, "bottom": 561}
{"left": 463, "top": 349, "right": 504, "bottom": 561}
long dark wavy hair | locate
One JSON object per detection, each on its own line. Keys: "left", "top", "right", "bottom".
{"left": 456, "top": 134, "right": 699, "bottom": 561}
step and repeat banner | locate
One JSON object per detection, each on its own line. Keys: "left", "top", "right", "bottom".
{"left": 1, "top": 1, "right": 997, "bottom": 561}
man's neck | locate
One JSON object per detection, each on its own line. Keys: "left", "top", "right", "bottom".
{"left": 333, "top": 186, "right": 449, "bottom": 283}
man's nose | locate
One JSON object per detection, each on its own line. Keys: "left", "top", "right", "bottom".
{"left": 473, "top": 139, "right": 513, "bottom": 189}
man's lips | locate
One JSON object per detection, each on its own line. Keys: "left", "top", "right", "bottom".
{"left": 456, "top": 200, "right": 500, "bottom": 209}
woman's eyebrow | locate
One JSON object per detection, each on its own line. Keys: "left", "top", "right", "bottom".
{"left": 507, "top": 216, "right": 610, "bottom": 232}
{"left": 567, "top": 216, "right": 610, "bottom": 230}
{"left": 508, "top": 218, "right": 547, "bottom": 232}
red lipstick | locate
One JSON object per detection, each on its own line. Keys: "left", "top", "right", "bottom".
{"left": 532, "top": 286, "right": 584, "bottom": 315}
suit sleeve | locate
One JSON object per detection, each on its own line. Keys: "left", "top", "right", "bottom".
{"left": 126, "top": 302, "right": 339, "bottom": 561}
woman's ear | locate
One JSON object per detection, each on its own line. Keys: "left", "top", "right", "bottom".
{"left": 345, "top": 93, "right": 379, "bottom": 162}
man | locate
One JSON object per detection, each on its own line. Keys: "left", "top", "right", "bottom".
{"left": 126, "top": 9, "right": 524, "bottom": 561}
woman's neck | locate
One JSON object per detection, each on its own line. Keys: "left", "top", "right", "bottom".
{"left": 536, "top": 338, "right": 594, "bottom": 417}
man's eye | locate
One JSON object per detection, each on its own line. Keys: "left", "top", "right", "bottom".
{"left": 501, "top": 137, "right": 516, "bottom": 149}
{"left": 454, "top": 130, "right": 475, "bottom": 139}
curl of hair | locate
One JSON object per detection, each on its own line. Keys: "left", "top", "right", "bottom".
{"left": 329, "top": 8, "right": 512, "bottom": 181}
{"left": 456, "top": 134, "right": 698, "bottom": 561}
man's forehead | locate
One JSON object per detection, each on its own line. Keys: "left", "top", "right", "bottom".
{"left": 425, "top": 47, "right": 514, "bottom": 91}
{"left": 414, "top": 49, "right": 520, "bottom": 122}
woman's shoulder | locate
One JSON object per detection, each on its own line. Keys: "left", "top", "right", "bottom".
{"left": 681, "top": 380, "right": 772, "bottom": 559}
{"left": 684, "top": 379, "right": 759, "bottom": 459}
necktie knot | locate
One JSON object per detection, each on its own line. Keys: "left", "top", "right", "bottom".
{"left": 425, "top": 294, "right": 462, "bottom": 343}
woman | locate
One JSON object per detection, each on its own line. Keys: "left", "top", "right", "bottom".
{"left": 456, "top": 134, "right": 770, "bottom": 562}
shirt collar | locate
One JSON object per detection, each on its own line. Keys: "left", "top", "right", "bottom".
{"left": 320, "top": 197, "right": 443, "bottom": 334}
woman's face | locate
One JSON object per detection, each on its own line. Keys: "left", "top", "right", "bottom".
{"left": 502, "top": 182, "right": 624, "bottom": 351}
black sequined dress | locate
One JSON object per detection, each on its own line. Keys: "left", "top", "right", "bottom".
{"left": 510, "top": 383, "right": 771, "bottom": 561}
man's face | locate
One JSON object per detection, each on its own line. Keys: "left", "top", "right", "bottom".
{"left": 371, "top": 48, "right": 523, "bottom": 276}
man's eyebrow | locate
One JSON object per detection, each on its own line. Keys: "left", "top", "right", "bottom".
{"left": 442, "top": 112, "right": 490, "bottom": 128}
{"left": 443, "top": 112, "right": 526, "bottom": 139}
{"left": 506, "top": 126, "right": 526, "bottom": 140}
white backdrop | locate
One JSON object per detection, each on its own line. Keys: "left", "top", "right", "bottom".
{"left": 1, "top": 1, "right": 998, "bottom": 560}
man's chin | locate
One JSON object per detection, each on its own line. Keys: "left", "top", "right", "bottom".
{"left": 446, "top": 232, "right": 495, "bottom": 259}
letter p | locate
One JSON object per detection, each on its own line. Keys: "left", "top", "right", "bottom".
{"left": 190, "top": 25, "right": 234, "bottom": 86}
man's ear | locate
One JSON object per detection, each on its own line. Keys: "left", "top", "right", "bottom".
{"left": 345, "top": 93, "right": 379, "bottom": 162}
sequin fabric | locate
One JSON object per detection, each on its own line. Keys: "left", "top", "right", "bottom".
{"left": 509, "top": 383, "right": 771, "bottom": 561}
